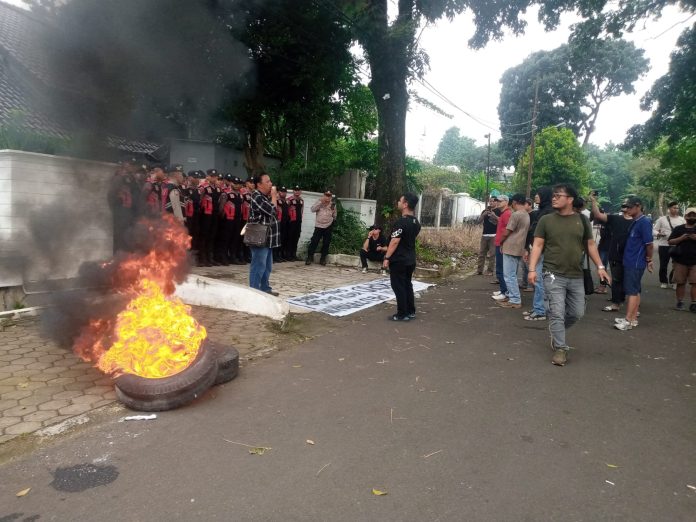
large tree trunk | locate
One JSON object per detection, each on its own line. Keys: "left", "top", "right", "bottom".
{"left": 243, "top": 126, "right": 266, "bottom": 176}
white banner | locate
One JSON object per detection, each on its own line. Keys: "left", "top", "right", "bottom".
{"left": 287, "top": 278, "right": 434, "bottom": 317}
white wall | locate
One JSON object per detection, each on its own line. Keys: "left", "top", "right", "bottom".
{"left": 0, "top": 150, "right": 114, "bottom": 286}
{"left": 453, "top": 193, "right": 485, "bottom": 224}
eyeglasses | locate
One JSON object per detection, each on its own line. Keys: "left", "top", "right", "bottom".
{"left": 552, "top": 193, "right": 569, "bottom": 199}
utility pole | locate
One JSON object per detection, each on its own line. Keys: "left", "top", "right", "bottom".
{"left": 484, "top": 133, "right": 491, "bottom": 200}
{"left": 525, "top": 79, "right": 539, "bottom": 199}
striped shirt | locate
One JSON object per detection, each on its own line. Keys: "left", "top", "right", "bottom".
{"left": 249, "top": 190, "right": 280, "bottom": 248}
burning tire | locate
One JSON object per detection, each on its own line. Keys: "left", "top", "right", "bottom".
{"left": 114, "top": 344, "right": 218, "bottom": 412}
{"left": 210, "top": 344, "right": 240, "bottom": 386}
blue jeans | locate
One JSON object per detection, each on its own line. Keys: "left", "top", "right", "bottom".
{"left": 532, "top": 255, "right": 545, "bottom": 315}
{"left": 249, "top": 247, "right": 273, "bottom": 293}
{"left": 495, "top": 246, "right": 507, "bottom": 294}
{"left": 502, "top": 254, "right": 522, "bottom": 304}
{"left": 543, "top": 273, "right": 585, "bottom": 350}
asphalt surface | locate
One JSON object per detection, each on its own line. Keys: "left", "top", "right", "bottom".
{"left": 1, "top": 271, "right": 694, "bottom": 521}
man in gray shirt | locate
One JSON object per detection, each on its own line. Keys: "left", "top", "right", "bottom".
{"left": 497, "top": 193, "right": 531, "bottom": 309}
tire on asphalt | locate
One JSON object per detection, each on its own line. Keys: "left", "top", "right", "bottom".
{"left": 114, "top": 343, "right": 218, "bottom": 402}
{"left": 210, "top": 344, "right": 240, "bottom": 385}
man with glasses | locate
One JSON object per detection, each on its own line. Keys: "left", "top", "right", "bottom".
{"left": 528, "top": 184, "right": 610, "bottom": 366}
{"left": 590, "top": 196, "right": 634, "bottom": 312}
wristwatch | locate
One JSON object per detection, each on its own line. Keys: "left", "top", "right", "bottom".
{"left": 598, "top": 265, "right": 606, "bottom": 270}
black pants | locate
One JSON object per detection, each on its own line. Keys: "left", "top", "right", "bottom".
{"left": 389, "top": 263, "right": 416, "bottom": 318}
{"left": 288, "top": 221, "right": 302, "bottom": 259}
{"left": 658, "top": 245, "right": 672, "bottom": 284}
{"left": 360, "top": 249, "right": 384, "bottom": 268}
{"left": 610, "top": 261, "right": 625, "bottom": 305}
{"left": 307, "top": 225, "right": 333, "bottom": 260}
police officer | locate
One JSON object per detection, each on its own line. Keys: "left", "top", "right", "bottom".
{"left": 142, "top": 164, "right": 166, "bottom": 216}
{"left": 239, "top": 176, "right": 255, "bottom": 263}
{"left": 108, "top": 160, "right": 136, "bottom": 253}
{"left": 274, "top": 186, "right": 290, "bottom": 262}
{"left": 183, "top": 171, "right": 201, "bottom": 251}
{"left": 215, "top": 173, "right": 238, "bottom": 265}
{"left": 197, "top": 168, "right": 219, "bottom": 266}
{"left": 229, "top": 177, "right": 245, "bottom": 264}
{"left": 164, "top": 165, "right": 186, "bottom": 224}
{"left": 286, "top": 185, "right": 304, "bottom": 261}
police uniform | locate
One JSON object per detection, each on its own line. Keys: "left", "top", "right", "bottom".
{"left": 229, "top": 177, "right": 245, "bottom": 264}
{"left": 164, "top": 165, "right": 186, "bottom": 223}
{"left": 274, "top": 187, "right": 290, "bottom": 262}
{"left": 197, "top": 169, "right": 219, "bottom": 266}
{"left": 239, "top": 177, "right": 255, "bottom": 263}
{"left": 286, "top": 185, "right": 304, "bottom": 260}
{"left": 183, "top": 171, "right": 201, "bottom": 251}
{"left": 215, "top": 173, "right": 239, "bottom": 265}
{"left": 108, "top": 161, "right": 136, "bottom": 253}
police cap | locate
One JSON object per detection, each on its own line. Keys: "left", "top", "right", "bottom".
{"left": 279, "top": 186, "right": 287, "bottom": 192}
{"left": 206, "top": 168, "right": 218, "bottom": 177}
{"left": 224, "top": 173, "right": 234, "bottom": 181}
{"left": 293, "top": 185, "right": 301, "bottom": 191}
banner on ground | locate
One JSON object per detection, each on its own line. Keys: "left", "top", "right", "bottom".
{"left": 287, "top": 278, "right": 434, "bottom": 317}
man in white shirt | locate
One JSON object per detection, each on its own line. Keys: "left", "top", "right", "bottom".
{"left": 653, "top": 202, "right": 685, "bottom": 288}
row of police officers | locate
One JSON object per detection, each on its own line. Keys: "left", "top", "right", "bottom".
{"left": 108, "top": 160, "right": 304, "bottom": 266}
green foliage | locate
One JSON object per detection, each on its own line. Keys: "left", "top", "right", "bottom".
{"left": 416, "top": 163, "right": 468, "bottom": 193}
{"left": 415, "top": 240, "right": 440, "bottom": 264}
{"left": 466, "top": 172, "right": 505, "bottom": 201}
{"left": 327, "top": 205, "right": 367, "bottom": 255}
{"left": 433, "top": 127, "right": 509, "bottom": 176}
{"left": 515, "top": 126, "right": 590, "bottom": 194}
{"left": 0, "top": 116, "right": 71, "bottom": 155}
{"left": 499, "top": 38, "right": 648, "bottom": 163}
{"left": 584, "top": 144, "right": 634, "bottom": 209}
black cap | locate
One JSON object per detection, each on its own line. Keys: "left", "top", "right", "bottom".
{"left": 196, "top": 170, "right": 206, "bottom": 179}
{"left": 149, "top": 163, "right": 164, "bottom": 171}
{"left": 279, "top": 186, "right": 287, "bottom": 192}
{"left": 324, "top": 190, "right": 333, "bottom": 197}
{"left": 245, "top": 176, "right": 255, "bottom": 183}
{"left": 166, "top": 164, "right": 183, "bottom": 173}
{"left": 187, "top": 170, "right": 197, "bottom": 178}
{"left": 624, "top": 196, "right": 642, "bottom": 208}
{"left": 206, "top": 168, "right": 217, "bottom": 177}
{"left": 293, "top": 185, "right": 301, "bottom": 191}
{"left": 224, "top": 173, "right": 234, "bottom": 181}
{"left": 233, "top": 176, "right": 243, "bottom": 184}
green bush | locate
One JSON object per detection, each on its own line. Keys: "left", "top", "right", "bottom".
{"left": 328, "top": 203, "right": 366, "bottom": 255}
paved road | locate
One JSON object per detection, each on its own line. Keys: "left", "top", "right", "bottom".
{"left": 1, "top": 271, "right": 694, "bottom": 521}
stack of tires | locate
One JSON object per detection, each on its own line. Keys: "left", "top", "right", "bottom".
{"left": 114, "top": 343, "right": 239, "bottom": 411}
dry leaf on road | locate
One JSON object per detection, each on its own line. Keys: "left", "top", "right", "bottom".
{"left": 16, "top": 488, "right": 31, "bottom": 497}
{"left": 372, "top": 488, "right": 388, "bottom": 496}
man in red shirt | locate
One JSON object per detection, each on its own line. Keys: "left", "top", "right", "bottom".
{"left": 491, "top": 195, "right": 512, "bottom": 300}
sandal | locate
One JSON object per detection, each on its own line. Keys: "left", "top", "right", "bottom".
{"left": 602, "top": 305, "right": 620, "bottom": 312}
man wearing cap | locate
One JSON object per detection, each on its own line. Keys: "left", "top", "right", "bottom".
{"left": 654, "top": 201, "right": 685, "bottom": 288}
{"left": 528, "top": 183, "right": 610, "bottom": 366}
{"left": 197, "top": 169, "right": 219, "bottom": 266}
{"left": 239, "top": 177, "right": 255, "bottom": 263}
{"left": 215, "top": 173, "right": 238, "bottom": 265}
{"left": 496, "top": 194, "right": 531, "bottom": 309}
{"left": 286, "top": 185, "right": 304, "bottom": 261}
{"left": 590, "top": 195, "right": 634, "bottom": 312}
{"left": 248, "top": 173, "right": 280, "bottom": 295}
{"left": 274, "top": 187, "right": 290, "bottom": 262}
{"left": 477, "top": 197, "right": 500, "bottom": 276}
{"left": 164, "top": 165, "right": 185, "bottom": 224}
{"left": 306, "top": 191, "right": 337, "bottom": 266}
{"left": 108, "top": 161, "right": 136, "bottom": 253}
{"left": 229, "top": 177, "right": 246, "bottom": 264}
{"left": 142, "top": 164, "right": 166, "bottom": 215}
{"left": 183, "top": 171, "right": 201, "bottom": 251}
{"left": 360, "top": 225, "right": 388, "bottom": 274}
{"left": 491, "top": 195, "right": 511, "bottom": 300}
{"left": 668, "top": 207, "right": 696, "bottom": 311}
{"left": 615, "top": 196, "right": 654, "bottom": 331}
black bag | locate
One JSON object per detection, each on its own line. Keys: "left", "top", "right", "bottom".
{"left": 668, "top": 244, "right": 682, "bottom": 258}
{"left": 583, "top": 253, "right": 594, "bottom": 295}
{"left": 242, "top": 222, "right": 269, "bottom": 247}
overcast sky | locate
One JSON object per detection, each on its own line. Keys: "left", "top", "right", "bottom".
{"left": 406, "top": 5, "right": 693, "bottom": 160}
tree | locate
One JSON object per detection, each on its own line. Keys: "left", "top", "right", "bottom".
{"left": 584, "top": 143, "right": 634, "bottom": 209}
{"left": 433, "top": 127, "right": 508, "bottom": 178}
{"left": 514, "top": 126, "right": 589, "bottom": 194}
{"left": 498, "top": 38, "right": 648, "bottom": 164}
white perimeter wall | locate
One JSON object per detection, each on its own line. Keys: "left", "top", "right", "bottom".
{"left": 0, "top": 150, "right": 114, "bottom": 286}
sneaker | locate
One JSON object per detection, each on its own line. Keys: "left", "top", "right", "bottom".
{"left": 492, "top": 293, "right": 508, "bottom": 301}
{"left": 361, "top": 267, "right": 368, "bottom": 273}
{"left": 389, "top": 314, "right": 410, "bottom": 322}
{"left": 551, "top": 349, "right": 567, "bottom": 366}
{"left": 522, "top": 309, "right": 534, "bottom": 316}
{"left": 491, "top": 291, "right": 502, "bottom": 297}
{"left": 660, "top": 283, "right": 668, "bottom": 289}
{"left": 614, "top": 320, "right": 638, "bottom": 331}
{"left": 524, "top": 312, "right": 547, "bottom": 321}
{"left": 407, "top": 313, "right": 416, "bottom": 319}
{"left": 497, "top": 301, "right": 521, "bottom": 308}
{"left": 675, "top": 301, "right": 685, "bottom": 311}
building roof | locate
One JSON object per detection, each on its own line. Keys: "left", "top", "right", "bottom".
{"left": 0, "top": 1, "right": 160, "bottom": 154}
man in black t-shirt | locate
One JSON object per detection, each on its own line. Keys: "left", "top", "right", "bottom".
{"left": 591, "top": 196, "right": 634, "bottom": 311}
{"left": 360, "top": 224, "right": 388, "bottom": 274}
{"left": 477, "top": 197, "right": 500, "bottom": 275}
{"left": 383, "top": 193, "right": 422, "bottom": 321}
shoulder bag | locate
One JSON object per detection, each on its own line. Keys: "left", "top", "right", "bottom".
{"left": 583, "top": 253, "right": 594, "bottom": 295}
{"left": 242, "top": 222, "right": 269, "bottom": 247}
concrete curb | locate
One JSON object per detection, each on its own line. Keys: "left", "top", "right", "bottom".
{"left": 174, "top": 275, "right": 289, "bottom": 322}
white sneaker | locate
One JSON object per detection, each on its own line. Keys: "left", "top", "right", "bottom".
{"left": 361, "top": 268, "right": 367, "bottom": 274}
{"left": 660, "top": 283, "right": 668, "bottom": 289}
{"left": 492, "top": 293, "right": 508, "bottom": 301}
{"left": 615, "top": 320, "right": 638, "bottom": 331}
{"left": 491, "top": 291, "right": 502, "bottom": 296}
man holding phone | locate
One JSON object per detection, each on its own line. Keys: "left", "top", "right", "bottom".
{"left": 306, "top": 190, "right": 337, "bottom": 266}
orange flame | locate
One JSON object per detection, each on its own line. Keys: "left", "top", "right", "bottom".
{"left": 74, "top": 214, "right": 204, "bottom": 378}
{"left": 98, "top": 279, "right": 206, "bottom": 378}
